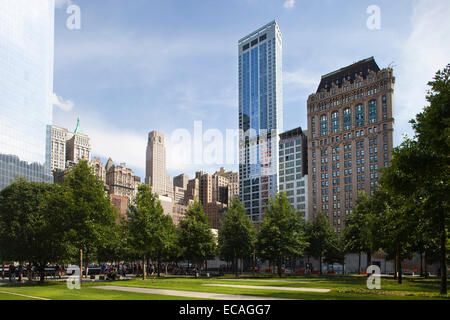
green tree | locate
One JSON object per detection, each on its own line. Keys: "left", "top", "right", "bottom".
{"left": 0, "top": 179, "right": 75, "bottom": 281}
{"left": 178, "top": 200, "right": 216, "bottom": 275}
{"left": 63, "top": 160, "right": 116, "bottom": 280}
{"left": 305, "top": 212, "right": 335, "bottom": 275}
{"left": 324, "top": 235, "right": 347, "bottom": 274}
{"left": 343, "top": 192, "right": 380, "bottom": 271}
{"left": 408, "top": 64, "right": 449, "bottom": 294}
{"left": 97, "top": 217, "right": 132, "bottom": 265}
{"left": 151, "top": 213, "right": 179, "bottom": 277}
{"left": 128, "top": 184, "right": 162, "bottom": 279}
{"left": 256, "top": 192, "right": 308, "bottom": 277}
{"left": 218, "top": 197, "right": 256, "bottom": 277}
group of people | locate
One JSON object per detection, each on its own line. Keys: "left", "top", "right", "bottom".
{"left": 2, "top": 262, "right": 213, "bottom": 282}
{"left": 2, "top": 264, "right": 64, "bottom": 282}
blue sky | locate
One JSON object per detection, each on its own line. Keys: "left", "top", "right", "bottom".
{"left": 52, "top": 0, "right": 450, "bottom": 180}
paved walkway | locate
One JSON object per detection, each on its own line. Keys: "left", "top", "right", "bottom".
{"left": 0, "top": 290, "right": 50, "bottom": 300}
{"left": 93, "top": 285, "right": 295, "bottom": 300}
{"left": 217, "top": 279, "right": 310, "bottom": 283}
{"left": 203, "top": 284, "right": 330, "bottom": 293}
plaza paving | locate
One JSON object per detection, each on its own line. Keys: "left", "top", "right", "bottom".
{"left": 93, "top": 285, "right": 296, "bottom": 300}
{"left": 203, "top": 284, "right": 331, "bottom": 293}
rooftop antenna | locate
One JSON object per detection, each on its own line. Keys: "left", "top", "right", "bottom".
{"left": 388, "top": 61, "right": 397, "bottom": 69}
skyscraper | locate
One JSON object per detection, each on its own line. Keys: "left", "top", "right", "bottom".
{"left": 238, "top": 21, "right": 283, "bottom": 223}
{"left": 0, "top": 0, "right": 55, "bottom": 189}
{"left": 307, "top": 57, "right": 395, "bottom": 235}
{"left": 145, "top": 131, "right": 172, "bottom": 197}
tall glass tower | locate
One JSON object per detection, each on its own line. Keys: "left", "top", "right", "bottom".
{"left": 0, "top": 0, "right": 55, "bottom": 189}
{"left": 238, "top": 21, "right": 283, "bottom": 223}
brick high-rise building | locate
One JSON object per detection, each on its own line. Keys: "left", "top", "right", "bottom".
{"left": 193, "top": 169, "right": 239, "bottom": 229}
{"left": 173, "top": 173, "right": 189, "bottom": 189}
{"left": 307, "top": 57, "right": 394, "bottom": 235}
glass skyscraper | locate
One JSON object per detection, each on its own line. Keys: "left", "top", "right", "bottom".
{"left": 238, "top": 21, "right": 283, "bottom": 223}
{"left": 0, "top": 0, "right": 55, "bottom": 189}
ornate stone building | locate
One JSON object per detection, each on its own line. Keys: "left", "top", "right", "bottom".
{"left": 306, "top": 57, "right": 394, "bottom": 236}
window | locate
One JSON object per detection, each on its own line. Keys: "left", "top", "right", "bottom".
{"left": 343, "top": 108, "right": 351, "bottom": 130}
{"left": 320, "top": 114, "right": 328, "bottom": 136}
{"left": 332, "top": 111, "right": 339, "bottom": 133}
{"left": 355, "top": 104, "right": 364, "bottom": 127}
{"left": 369, "top": 100, "right": 377, "bottom": 123}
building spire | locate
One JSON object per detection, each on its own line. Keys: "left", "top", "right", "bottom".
{"left": 74, "top": 117, "right": 83, "bottom": 134}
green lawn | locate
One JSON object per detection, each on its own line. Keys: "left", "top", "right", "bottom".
{"left": 0, "top": 275, "right": 448, "bottom": 300}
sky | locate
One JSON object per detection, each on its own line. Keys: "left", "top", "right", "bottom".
{"left": 52, "top": 0, "right": 450, "bottom": 180}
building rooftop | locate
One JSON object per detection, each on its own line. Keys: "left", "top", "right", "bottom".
{"left": 73, "top": 117, "right": 83, "bottom": 134}
{"left": 238, "top": 20, "right": 278, "bottom": 44}
{"left": 279, "top": 127, "right": 305, "bottom": 140}
{"left": 316, "top": 57, "right": 380, "bottom": 93}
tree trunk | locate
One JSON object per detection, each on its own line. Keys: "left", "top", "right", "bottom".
{"left": 396, "top": 248, "right": 402, "bottom": 284}
{"left": 319, "top": 255, "right": 323, "bottom": 275}
{"left": 366, "top": 250, "right": 372, "bottom": 277}
{"left": 205, "top": 260, "right": 208, "bottom": 275}
{"left": 79, "top": 248, "right": 83, "bottom": 286}
{"left": 143, "top": 255, "right": 146, "bottom": 280}
{"left": 234, "top": 258, "right": 238, "bottom": 278}
{"left": 19, "top": 261, "right": 23, "bottom": 282}
{"left": 420, "top": 252, "right": 423, "bottom": 277}
{"left": 277, "top": 259, "right": 282, "bottom": 278}
{"left": 358, "top": 252, "right": 361, "bottom": 274}
{"left": 157, "top": 260, "right": 160, "bottom": 277}
{"left": 84, "top": 249, "right": 89, "bottom": 279}
{"left": 439, "top": 224, "right": 447, "bottom": 295}
{"left": 424, "top": 251, "right": 428, "bottom": 278}
{"left": 165, "top": 263, "right": 168, "bottom": 276}
{"left": 1, "top": 261, "right": 4, "bottom": 279}
{"left": 393, "top": 254, "right": 397, "bottom": 280}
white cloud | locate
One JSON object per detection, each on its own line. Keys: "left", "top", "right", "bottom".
{"left": 55, "top": 0, "right": 72, "bottom": 9}
{"left": 284, "top": 68, "right": 321, "bottom": 90}
{"left": 283, "top": 0, "right": 296, "bottom": 9}
{"left": 52, "top": 93, "right": 74, "bottom": 112}
{"left": 394, "top": 0, "right": 450, "bottom": 145}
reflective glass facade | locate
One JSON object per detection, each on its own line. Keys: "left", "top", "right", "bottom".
{"left": 0, "top": 0, "right": 55, "bottom": 189}
{"left": 238, "top": 21, "right": 283, "bottom": 223}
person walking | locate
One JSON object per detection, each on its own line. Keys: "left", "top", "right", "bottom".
{"left": 18, "top": 264, "right": 23, "bottom": 282}
{"left": 9, "top": 264, "right": 15, "bottom": 282}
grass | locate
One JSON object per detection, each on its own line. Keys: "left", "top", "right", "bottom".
{"left": 0, "top": 275, "right": 448, "bottom": 300}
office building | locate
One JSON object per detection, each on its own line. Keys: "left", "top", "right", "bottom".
{"left": 49, "top": 125, "right": 68, "bottom": 172}
{"left": 145, "top": 131, "right": 172, "bottom": 197}
{"left": 105, "top": 159, "right": 140, "bottom": 204}
{"left": 194, "top": 169, "right": 239, "bottom": 229}
{"left": 173, "top": 173, "right": 190, "bottom": 189}
{"left": 0, "top": 0, "right": 55, "bottom": 189}
{"left": 279, "top": 127, "right": 309, "bottom": 220}
{"left": 307, "top": 57, "right": 395, "bottom": 235}
{"left": 238, "top": 21, "right": 283, "bottom": 223}
{"left": 65, "top": 118, "right": 91, "bottom": 165}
